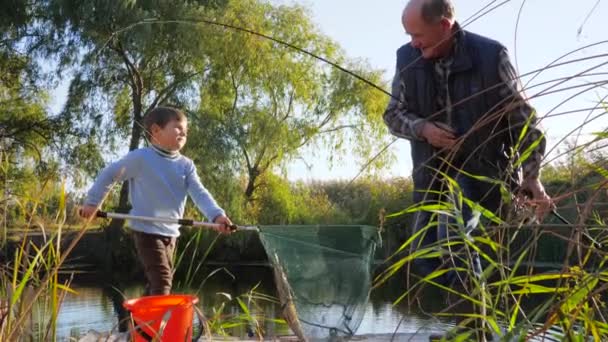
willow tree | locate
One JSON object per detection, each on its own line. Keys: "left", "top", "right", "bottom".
{"left": 36, "top": 0, "right": 229, "bottom": 225}
{"left": 28, "top": 0, "right": 391, "bottom": 225}
{"left": 190, "top": 0, "right": 391, "bottom": 206}
{"left": 0, "top": 1, "right": 60, "bottom": 246}
{"left": 7, "top": 0, "right": 230, "bottom": 273}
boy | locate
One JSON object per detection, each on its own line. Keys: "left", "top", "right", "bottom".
{"left": 79, "top": 106, "right": 233, "bottom": 295}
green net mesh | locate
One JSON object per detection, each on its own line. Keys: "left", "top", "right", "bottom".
{"left": 258, "top": 225, "right": 381, "bottom": 341}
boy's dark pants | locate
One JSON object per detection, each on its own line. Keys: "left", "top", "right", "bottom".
{"left": 133, "top": 231, "right": 176, "bottom": 295}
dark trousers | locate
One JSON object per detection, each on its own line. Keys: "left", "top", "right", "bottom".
{"left": 133, "top": 231, "right": 176, "bottom": 296}
{"left": 411, "top": 172, "right": 502, "bottom": 285}
{"left": 411, "top": 173, "right": 501, "bottom": 340}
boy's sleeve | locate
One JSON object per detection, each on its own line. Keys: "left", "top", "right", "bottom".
{"left": 185, "top": 161, "right": 225, "bottom": 221}
{"left": 84, "top": 150, "right": 143, "bottom": 206}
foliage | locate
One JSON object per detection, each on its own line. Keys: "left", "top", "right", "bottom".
{"left": 192, "top": 0, "right": 390, "bottom": 202}
{"left": 0, "top": 165, "right": 78, "bottom": 341}
{"left": 1, "top": 0, "right": 608, "bottom": 340}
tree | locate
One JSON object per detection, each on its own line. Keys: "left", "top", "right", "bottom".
{"left": 29, "top": 0, "right": 392, "bottom": 214}
{"left": 5, "top": 0, "right": 232, "bottom": 271}
{"left": 10, "top": 0, "right": 394, "bottom": 247}
{"left": 0, "top": 0, "right": 56, "bottom": 158}
{"left": 191, "top": 0, "right": 391, "bottom": 205}
{"left": 37, "top": 0, "right": 229, "bottom": 225}
{"left": 0, "top": 4, "right": 69, "bottom": 246}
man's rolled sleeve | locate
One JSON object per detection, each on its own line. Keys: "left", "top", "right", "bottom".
{"left": 383, "top": 67, "right": 427, "bottom": 141}
{"left": 497, "top": 49, "right": 546, "bottom": 180}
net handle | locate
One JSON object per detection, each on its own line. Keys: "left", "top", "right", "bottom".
{"left": 95, "top": 211, "right": 259, "bottom": 231}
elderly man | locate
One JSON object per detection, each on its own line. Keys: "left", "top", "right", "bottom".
{"left": 384, "top": 0, "right": 552, "bottom": 339}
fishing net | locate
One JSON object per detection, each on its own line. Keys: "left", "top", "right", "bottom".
{"left": 257, "top": 225, "right": 381, "bottom": 341}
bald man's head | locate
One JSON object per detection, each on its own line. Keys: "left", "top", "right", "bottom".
{"left": 403, "top": 0, "right": 455, "bottom": 25}
{"left": 402, "top": 0, "right": 456, "bottom": 59}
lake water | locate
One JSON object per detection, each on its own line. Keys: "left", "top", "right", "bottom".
{"left": 50, "top": 265, "right": 457, "bottom": 341}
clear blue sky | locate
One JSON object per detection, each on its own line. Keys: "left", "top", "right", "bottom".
{"left": 280, "top": 0, "right": 608, "bottom": 181}
{"left": 49, "top": 1, "right": 607, "bottom": 182}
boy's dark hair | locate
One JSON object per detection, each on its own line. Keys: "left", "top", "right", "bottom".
{"left": 143, "top": 106, "right": 187, "bottom": 140}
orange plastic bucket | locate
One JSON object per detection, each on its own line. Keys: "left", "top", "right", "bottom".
{"left": 123, "top": 294, "right": 199, "bottom": 342}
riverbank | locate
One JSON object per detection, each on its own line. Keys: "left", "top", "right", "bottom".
{"left": 4, "top": 226, "right": 395, "bottom": 278}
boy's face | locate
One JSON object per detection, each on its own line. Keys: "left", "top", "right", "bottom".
{"left": 150, "top": 118, "right": 188, "bottom": 151}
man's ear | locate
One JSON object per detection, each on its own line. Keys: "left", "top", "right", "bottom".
{"left": 439, "top": 17, "right": 453, "bottom": 32}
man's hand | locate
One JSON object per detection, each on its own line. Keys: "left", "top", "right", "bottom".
{"left": 213, "top": 214, "right": 234, "bottom": 234}
{"left": 519, "top": 178, "right": 553, "bottom": 221}
{"left": 420, "top": 122, "right": 457, "bottom": 149}
{"left": 79, "top": 205, "right": 98, "bottom": 219}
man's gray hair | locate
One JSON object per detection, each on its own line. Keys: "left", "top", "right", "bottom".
{"left": 420, "top": 0, "right": 455, "bottom": 23}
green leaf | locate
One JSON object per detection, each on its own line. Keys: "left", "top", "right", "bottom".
{"left": 491, "top": 272, "right": 573, "bottom": 286}
{"left": 561, "top": 275, "right": 598, "bottom": 313}
{"left": 11, "top": 243, "right": 47, "bottom": 306}
{"left": 514, "top": 133, "right": 544, "bottom": 169}
{"left": 511, "top": 284, "right": 569, "bottom": 294}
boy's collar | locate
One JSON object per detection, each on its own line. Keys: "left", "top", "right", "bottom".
{"left": 151, "top": 144, "right": 180, "bottom": 159}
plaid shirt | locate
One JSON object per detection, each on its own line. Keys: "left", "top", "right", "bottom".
{"left": 384, "top": 43, "right": 545, "bottom": 180}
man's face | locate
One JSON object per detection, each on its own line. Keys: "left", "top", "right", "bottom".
{"left": 151, "top": 118, "right": 188, "bottom": 151}
{"left": 403, "top": 10, "right": 452, "bottom": 60}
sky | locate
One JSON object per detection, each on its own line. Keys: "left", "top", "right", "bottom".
{"left": 278, "top": 0, "right": 608, "bottom": 181}
{"left": 49, "top": 0, "right": 608, "bottom": 182}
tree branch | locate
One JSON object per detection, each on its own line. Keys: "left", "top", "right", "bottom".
{"left": 318, "top": 124, "right": 360, "bottom": 134}
{"left": 148, "top": 70, "right": 202, "bottom": 112}
{"left": 109, "top": 40, "right": 143, "bottom": 97}
{"left": 279, "top": 88, "right": 295, "bottom": 123}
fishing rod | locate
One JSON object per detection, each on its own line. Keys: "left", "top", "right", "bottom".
{"left": 98, "top": 3, "right": 512, "bottom": 185}
{"left": 104, "top": 17, "right": 393, "bottom": 100}
{"left": 95, "top": 211, "right": 259, "bottom": 232}
{"left": 100, "top": 1, "right": 511, "bottom": 104}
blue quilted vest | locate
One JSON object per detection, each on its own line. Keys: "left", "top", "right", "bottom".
{"left": 397, "top": 28, "right": 515, "bottom": 209}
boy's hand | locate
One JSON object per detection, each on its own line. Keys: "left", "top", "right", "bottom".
{"left": 79, "top": 205, "right": 98, "bottom": 219}
{"left": 213, "top": 214, "right": 234, "bottom": 234}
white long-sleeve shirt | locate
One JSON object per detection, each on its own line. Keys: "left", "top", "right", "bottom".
{"left": 85, "top": 146, "right": 225, "bottom": 237}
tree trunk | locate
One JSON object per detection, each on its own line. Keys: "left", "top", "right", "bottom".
{"left": 104, "top": 94, "right": 143, "bottom": 273}
{"left": 244, "top": 167, "right": 259, "bottom": 201}
{"left": 107, "top": 100, "right": 143, "bottom": 226}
